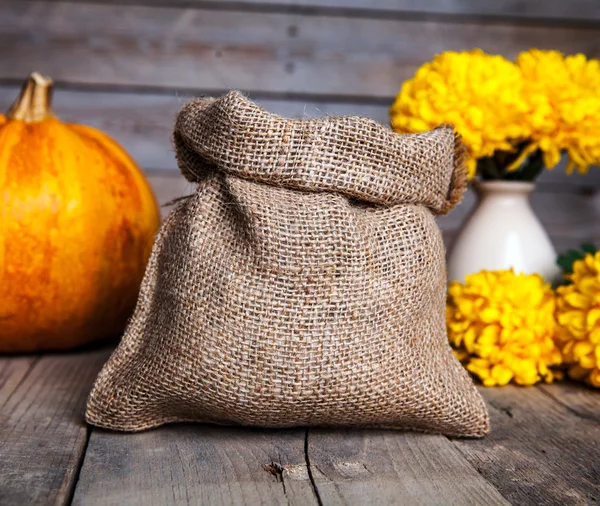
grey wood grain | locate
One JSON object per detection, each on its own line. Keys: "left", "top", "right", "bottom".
{"left": 442, "top": 230, "right": 600, "bottom": 266}
{"left": 0, "top": 349, "right": 110, "bottom": 506}
{"left": 2, "top": 2, "right": 600, "bottom": 98}
{"left": 142, "top": 170, "right": 600, "bottom": 254}
{"left": 146, "top": 171, "right": 197, "bottom": 216}
{"left": 539, "top": 382, "right": 600, "bottom": 423}
{"left": 38, "top": 0, "right": 600, "bottom": 22}
{"left": 2, "top": 71, "right": 600, "bottom": 247}
{"left": 0, "top": 86, "right": 390, "bottom": 172}
{"left": 306, "top": 428, "right": 509, "bottom": 505}
{"left": 200, "top": 0, "right": 600, "bottom": 22}
{"left": 1, "top": 85, "right": 598, "bottom": 188}
{"left": 0, "top": 356, "right": 37, "bottom": 407}
{"left": 437, "top": 185, "right": 600, "bottom": 241}
{"left": 72, "top": 426, "right": 318, "bottom": 505}
{"left": 454, "top": 385, "right": 600, "bottom": 505}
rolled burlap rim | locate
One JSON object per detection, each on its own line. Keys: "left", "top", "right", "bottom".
{"left": 174, "top": 91, "right": 467, "bottom": 216}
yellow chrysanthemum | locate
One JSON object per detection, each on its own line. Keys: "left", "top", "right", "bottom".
{"left": 555, "top": 252, "right": 600, "bottom": 387}
{"left": 447, "top": 270, "right": 562, "bottom": 386}
{"left": 390, "top": 49, "right": 531, "bottom": 179}
{"left": 517, "top": 49, "right": 600, "bottom": 174}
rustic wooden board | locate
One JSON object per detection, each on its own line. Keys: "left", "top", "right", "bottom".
{"left": 146, "top": 172, "right": 196, "bottom": 217}
{"left": 72, "top": 426, "right": 318, "bottom": 505}
{"left": 0, "top": 349, "right": 111, "bottom": 506}
{"left": 141, "top": 170, "right": 600, "bottom": 256}
{"left": 437, "top": 185, "right": 600, "bottom": 238}
{"left": 454, "top": 385, "right": 600, "bottom": 505}
{"left": 307, "top": 429, "right": 509, "bottom": 505}
{"left": 539, "top": 382, "right": 600, "bottom": 423}
{"left": 142, "top": 171, "right": 600, "bottom": 253}
{"left": 1, "top": 354, "right": 599, "bottom": 506}
{"left": 2, "top": 2, "right": 600, "bottom": 98}
{"left": 36, "top": 0, "right": 600, "bottom": 22}
{"left": 0, "top": 356, "right": 37, "bottom": 407}
{"left": 141, "top": 170, "right": 600, "bottom": 253}
{"left": 1, "top": 85, "right": 598, "bottom": 188}
{"left": 0, "top": 86, "right": 390, "bottom": 171}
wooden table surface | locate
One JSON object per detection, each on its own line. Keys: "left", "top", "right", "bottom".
{"left": 0, "top": 346, "right": 598, "bottom": 506}
{"left": 1, "top": 174, "right": 599, "bottom": 506}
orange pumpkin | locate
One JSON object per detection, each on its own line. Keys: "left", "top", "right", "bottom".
{"left": 0, "top": 73, "right": 160, "bottom": 353}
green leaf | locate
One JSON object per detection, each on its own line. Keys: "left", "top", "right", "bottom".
{"left": 556, "top": 244, "right": 598, "bottom": 276}
{"left": 581, "top": 243, "right": 597, "bottom": 254}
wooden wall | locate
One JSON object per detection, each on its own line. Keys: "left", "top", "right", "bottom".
{"left": 2, "top": 0, "right": 600, "bottom": 248}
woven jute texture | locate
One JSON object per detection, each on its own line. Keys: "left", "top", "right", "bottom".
{"left": 86, "top": 91, "right": 489, "bottom": 437}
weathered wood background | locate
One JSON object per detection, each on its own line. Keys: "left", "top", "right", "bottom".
{"left": 2, "top": 0, "right": 600, "bottom": 250}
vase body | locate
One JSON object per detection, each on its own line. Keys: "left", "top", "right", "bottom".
{"left": 447, "top": 181, "right": 561, "bottom": 283}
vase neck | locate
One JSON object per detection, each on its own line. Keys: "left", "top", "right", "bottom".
{"left": 475, "top": 181, "right": 535, "bottom": 198}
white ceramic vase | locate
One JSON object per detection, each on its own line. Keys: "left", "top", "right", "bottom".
{"left": 447, "top": 181, "right": 562, "bottom": 283}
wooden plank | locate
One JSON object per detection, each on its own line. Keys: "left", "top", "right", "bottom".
{"left": 0, "top": 348, "right": 111, "bottom": 506}
{"left": 437, "top": 185, "right": 600, "bottom": 234}
{"left": 1, "top": 85, "right": 598, "bottom": 186}
{"left": 453, "top": 385, "right": 600, "bottom": 505}
{"left": 0, "top": 86, "right": 390, "bottom": 171}
{"left": 1, "top": 77, "right": 599, "bottom": 244}
{"left": 72, "top": 426, "right": 318, "bottom": 505}
{"left": 2, "top": 2, "right": 600, "bottom": 98}
{"left": 41, "top": 0, "right": 600, "bottom": 23}
{"left": 144, "top": 170, "right": 600, "bottom": 254}
{"left": 207, "top": 0, "right": 600, "bottom": 22}
{"left": 144, "top": 168, "right": 600, "bottom": 246}
{"left": 146, "top": 171, "right": 196, "bottom": 217}
{"left": 306, "top": 429, "right": 509, "bottom": 505}
{"left": 443, "top": 230, "right": 600, "bottom": 265}
{"left": 0, "top": 357, "right": 37, "bottom": 407}
{"left": 539, "top": 382, "right": 600, "bottom": 423}
{"left": 144, "top": 169, "right": 600, "bottom": 250}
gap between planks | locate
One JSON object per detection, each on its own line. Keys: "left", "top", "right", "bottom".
{"left": 73, "top": 425, "right": 319, "bottom": 505}
{"left": 451, "top": 384, "right": 600, "bottom": 505}
{"left": 0, "top": 348, "right": 112, "bottom": 506}
{"left": 304, "top": 429, "right": 324, "bottom": 506}
{"left": 73, "top": 421, "right": 509, "bottom": 505}
{"left": 2, "top": 352, "right": 599, "bottom": 505}
{"left": 3, "top": 1, "right": 600, "bottom": 98}
{"left": 0, "top": 86, "right": 597, "bottom": 187}
{"left": 36, "top": 0, "right": 600, "bottom": 26}
{"left": 0, "top": 356, "right": 39, "bottom": 409}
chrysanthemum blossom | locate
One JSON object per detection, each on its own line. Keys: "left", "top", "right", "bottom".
{"left": 447, "top": 270, "right": 562, "bottom": 386}
{"left": 390, "top": 50, "right": 531, "bottom": 179}
{"left": 555, "top": 252, "right": 600, "bottom": 387}
{"left": 517, "top": 49, "right": 600, "bottom": 174}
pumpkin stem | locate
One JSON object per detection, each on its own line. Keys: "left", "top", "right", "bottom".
{"left": 6, "top": 72, "right": 55, "bottom": 122}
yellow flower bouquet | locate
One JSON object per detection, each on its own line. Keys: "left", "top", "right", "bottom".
{"left": 447, "top": 251, "right": 600, "bottom": 388}
{"left": 447, "top": 270, "right": 562, "bottom": 386}
{"left": 390, "top": 49, "right": 600, "bottom": 180}
{"left": 555, "top": 250, "right": 600, "bottom": 387}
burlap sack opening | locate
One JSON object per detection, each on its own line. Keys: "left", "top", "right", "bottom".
{"left": 86, "top": 91, "right": 489, "bottom": 437}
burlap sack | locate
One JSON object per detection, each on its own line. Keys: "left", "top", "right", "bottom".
{"left": 86, "top": 91, "right": 489, "bottom": 437}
